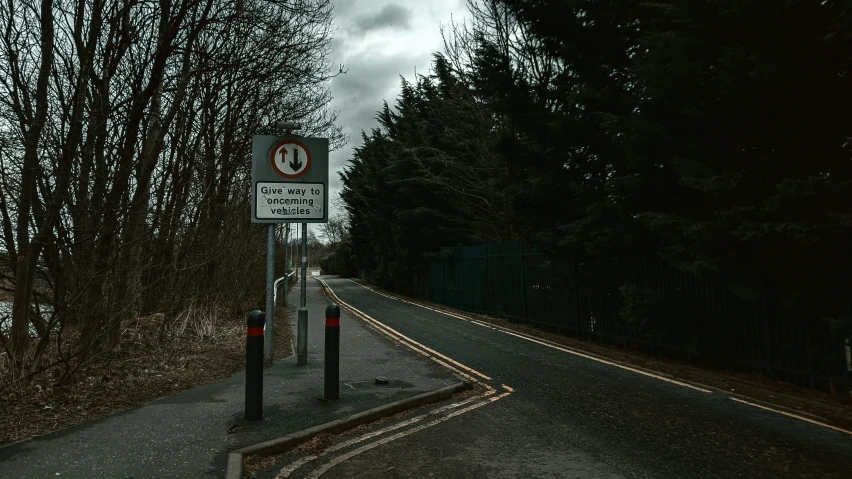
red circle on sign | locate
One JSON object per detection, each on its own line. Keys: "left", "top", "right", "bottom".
{"left": 270, "top": 139, "right": 312, "bottom": 178}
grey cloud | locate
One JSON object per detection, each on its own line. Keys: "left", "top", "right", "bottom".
{"left": 324, "top": 0, "right": 467, "bottom": 222}
{"left": 332, "top": 51, "right": 412, "bottom": 114}
{"left": 326, "top": 53, "right": 415, "bottom": 200}
{"left": 331, "top": 0, "right": 365, "bottom": 19}
{"left": 329, "top": 36, "right": 345, "bottom": 56}
{"left": 352, "top": 4, "right": 411, "bottom": 34}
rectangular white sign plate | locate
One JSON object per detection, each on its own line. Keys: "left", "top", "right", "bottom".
{"left": 255, "top": 182, "right": 324, "bottom": 220}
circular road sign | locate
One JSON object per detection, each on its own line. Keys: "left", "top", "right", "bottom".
{"left": 270, "top": 139, "right": 312, "bottom": 178}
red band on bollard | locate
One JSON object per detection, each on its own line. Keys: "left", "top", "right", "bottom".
{"left": 326, "top": 317, "right": 340, "bottom": 327}
{"left": 247, "top": 326, "right": 264, "bottom": 337}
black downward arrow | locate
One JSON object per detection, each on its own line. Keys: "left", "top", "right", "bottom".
{"left": 289, "top": 148, "right": 302, "bottom": 172}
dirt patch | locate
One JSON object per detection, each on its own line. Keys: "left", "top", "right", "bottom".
{"left": 295, "top": 432, "right": 336, "bottom": 455}
{"left": 339, "top": 382, "right": 483, "bottom": 439}
{"left": 452, "top": 382, "right": 488, "bottom": 400}
{"left": 242, "top": 432, "right": 336, "bottom": 478}
{"left": 243, "top": 453, "right": 278, "bottom": 478}
{"left": 353, "top": 280, "right": 852, "bottom": 432}
{"left": 0, "top": 292, "right": 294, "bottom": 448}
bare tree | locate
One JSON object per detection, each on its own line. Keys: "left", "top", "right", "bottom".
{"left": 4, "top": 0, "right": 56, "bottom": 361}
{"left": 0, "top": 0, "right": 345, "bottom": 380}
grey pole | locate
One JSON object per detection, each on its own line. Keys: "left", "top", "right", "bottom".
{"left": 297, "top": 222, "right": 308, "bottom": 365}
{"left": 264, "top": 223, "right": 275, "bottom": 366}
{"left": 283, "top": 223, "right": 290, "bottom": 306}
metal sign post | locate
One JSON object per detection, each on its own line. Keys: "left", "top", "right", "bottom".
{"left": 298, "top": 223, "right": 308, "bottom": 365}
{"left": 283, "top": 223, "right": 290, "bottom": 307}
{"left": 264, "top": 224, "right": 275, "bottom": 365}
{"left": 252, "top": 133, "right": 328, "bottom": 367}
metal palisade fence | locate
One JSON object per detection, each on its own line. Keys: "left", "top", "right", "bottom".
{"left": 427, "top": 242, "right": 852, "bottom": 395}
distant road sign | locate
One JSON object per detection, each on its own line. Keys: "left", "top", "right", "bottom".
{"left": 251, "top": 135, "right": 328, "bottom": 224}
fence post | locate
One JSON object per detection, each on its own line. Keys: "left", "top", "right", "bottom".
{"left": 836, "top": 335, "right": 851, "bottom": 397}
{"left": 761, "top": 293, "right": 772, "bottom": 376}
{"left": 460, "top": 257, "right": 465, "bottom": 309}
{"left": 245, "top": 310, "right": 265, "bottom": 421}
{"left": 573, "top": 259, "right": 581, "bottom": 338}
{"left": 483, "top": 254, "right": 489, "bottom": 314}
{"left": 441, "top": 261, "right": 446, "bottom": 304}
{"left": 841, "top": 336, "right": 851, "bottom": 397}
{"left": 520, "top": 254, "right": 528, "bottom": 321}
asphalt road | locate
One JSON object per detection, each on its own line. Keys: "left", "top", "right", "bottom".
{"left": 318, "top": 277, "right": 852, "bottom": 479}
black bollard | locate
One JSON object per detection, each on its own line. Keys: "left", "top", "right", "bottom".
{"left": 245, "top": 310, "right": 265, "bottom": 421}
{"left": 324, "top": 303, "right": 341, "bottom": 400}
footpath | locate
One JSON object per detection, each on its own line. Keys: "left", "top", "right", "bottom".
{"left": 0, "top": 278, "right": 459, "bottom": 479}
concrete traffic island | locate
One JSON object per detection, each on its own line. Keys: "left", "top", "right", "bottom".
{"left": 225, "top": 276, "right": 467, "bottom": 478}
{"left": 226, "top": 381, "right": 468, "bottom": 478}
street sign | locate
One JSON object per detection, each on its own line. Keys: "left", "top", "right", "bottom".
{"left": 270, "top": 139, "right": 311, "bottom": 178}
{"left": 251, "top": 135, "right": 328, "bottom": 223}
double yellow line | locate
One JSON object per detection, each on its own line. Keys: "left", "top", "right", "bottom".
{"left": 318, "top": 277, "right": 496, "bottom": 392}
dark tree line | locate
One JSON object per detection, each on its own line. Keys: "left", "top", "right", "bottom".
{"left": 338, "top": 0, "right": 852, "bottom": 323}
{"left": 0, "top": 0, "right": 344, "bottom": 380}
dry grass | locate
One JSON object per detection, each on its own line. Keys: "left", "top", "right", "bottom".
{"left": 241, "top": 431, "right": 336, "bottom": 478}
{"left": 243, "top": 454, "right": 278, "bottom": 478}
{"left": 452, "top": 382, "right": 487, "bottom": 400}
{"left": 338, "top": 384, "right": 483, "bottom": 440}
{"left": 294, "top": 432, "right": 335, "bottom": 455}
{"left": 0, "top": 297, "right": 294, "bottom": 448}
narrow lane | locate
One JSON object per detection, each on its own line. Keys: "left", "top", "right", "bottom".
{"left": 322, "top": 277, "right": 852, "bottom": 479}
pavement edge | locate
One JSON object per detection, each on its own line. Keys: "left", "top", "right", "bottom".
{"left": 225, "top": 380, "right": 470, "bottom": 479}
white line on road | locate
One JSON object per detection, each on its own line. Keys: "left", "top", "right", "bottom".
{"left": 729, "top": 397, "right": 851, "bottom": 436}
{"left": 348, "top": 279, "right": 711, "bottom": 393}
{"left": 499, "top": 329, "right": 712, "bottom": 393}
{"left": 346, "top": 280, "right": 852, "bottom": 437}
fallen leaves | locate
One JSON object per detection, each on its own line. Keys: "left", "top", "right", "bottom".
{"left": 295, "top": 433, "right": 335, "bottom": 455}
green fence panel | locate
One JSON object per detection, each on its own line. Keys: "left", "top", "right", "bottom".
{"left": 427, "top": 242, "right": 850, "bottom": 394}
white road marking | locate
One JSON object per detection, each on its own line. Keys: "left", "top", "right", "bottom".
{"left": 306, "top": 392, "right": 513, "bottom": 478}
{"left": 467, "top": 320, "right": 492, "bottom": 328}
{"left": 346, "top": 280, "right": 852, "bottom": 436}
{"left": 729, "top": 397, "right": 851, "bottom": 436}
{"left": 499, "top": 329, "right": 712, "bottom": 393}
{"left": 347, "top": 279, "right": 710, "bottom": 393}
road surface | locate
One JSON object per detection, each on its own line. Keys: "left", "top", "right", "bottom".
{"left": 272, "top": 277, "right": 852, "bottom": 479}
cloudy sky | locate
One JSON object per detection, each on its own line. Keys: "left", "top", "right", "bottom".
{"left": 312, "top": 0, "right": 469, "bottom": 237}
